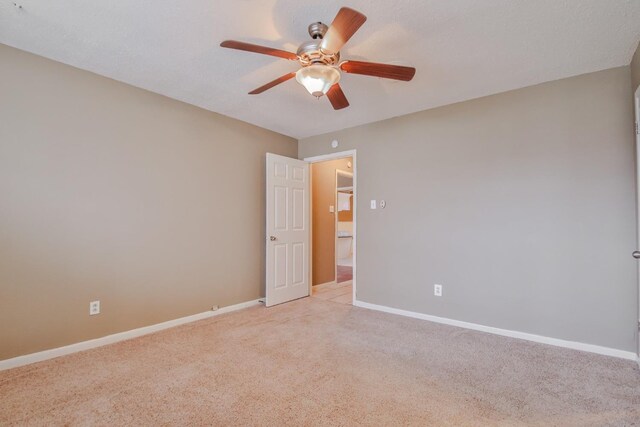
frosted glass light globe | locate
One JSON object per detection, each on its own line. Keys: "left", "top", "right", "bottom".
{"left": 295, "top": 64, "right": 341, "bottom": 98}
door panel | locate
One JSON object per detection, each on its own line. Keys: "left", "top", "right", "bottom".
{"left": 266, "top": 153, "right": 310, "bottom": 307}
{"left": 292, "top": 188, "right": 304, "bottom": 230}
{"left": 274, "top": 244, "right": 288, "bottom": 289}
{"left": 274, "top": 186, "right": 288, "bottom": 231}
{"left": 292, "top": 166, "right": 305, "bottom": 181}
{"left": 292, "top": 242, "right": 304, "bottom": 286}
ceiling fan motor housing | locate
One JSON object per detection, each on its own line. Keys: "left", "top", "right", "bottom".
{"left": 308, "top": 22, "right": 328, "bottom": 39}
{"left": 297, "top": 22, "right": 340, "bottom": 67}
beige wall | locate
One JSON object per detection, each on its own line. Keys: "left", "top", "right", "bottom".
{"left": 0, "top": 44, "right": 296, "bottom": 360}
{"left": 311, "top": 158, "right": 352, "bottom": 285}
{"left": 300, "top": 67, "right": 638, "bottom": 352}
{"left": 632, "top": 41, "right": 640, "bottom": 93}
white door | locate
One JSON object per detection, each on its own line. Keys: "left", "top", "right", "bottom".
{"left": 266, "top": 153, "right": 310, "bottom": 307}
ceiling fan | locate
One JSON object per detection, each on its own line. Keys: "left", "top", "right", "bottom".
{"left": 220, "top": 7, "right": 416, "bottom": 110}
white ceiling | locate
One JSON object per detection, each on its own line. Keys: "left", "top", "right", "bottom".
{"left": 1, "top": 1, "right": 639, "bottom": 139}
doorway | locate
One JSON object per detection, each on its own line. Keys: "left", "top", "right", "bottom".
{"left": 305, "top": 150, "right": 357, "bottom": 305}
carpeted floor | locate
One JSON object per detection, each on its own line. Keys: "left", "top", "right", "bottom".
{"left": 1, "top": 297, "right": 639, "bottom": 426}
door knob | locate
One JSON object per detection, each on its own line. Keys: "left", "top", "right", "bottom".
{"left": 633, "top": 251, "right": 640, "bottom": 259}
{"left": 270, "top": 236, "right": 277, "bottom": 241}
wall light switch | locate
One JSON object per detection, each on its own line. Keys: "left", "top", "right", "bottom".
{"left": 370, "top": 200, "right": 377, "bottom": 209}
{"left": 329, "top": 205, "right": 335, "bottom": 213}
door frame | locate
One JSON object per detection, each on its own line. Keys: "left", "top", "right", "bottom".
{"left": 304, "top": 149, "right": 357, "bottom": 303}
{"left": 635, "top": 86, "right": 640, "bottom": 361}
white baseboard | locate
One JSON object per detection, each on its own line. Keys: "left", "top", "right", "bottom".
{"left": 353, "top": 299, "right": 639, "bottom": 362}
{"left": 0, "top": 299, "right": 262, "bottom": 371}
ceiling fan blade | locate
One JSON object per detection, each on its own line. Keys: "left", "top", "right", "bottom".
{"left": 220, "top": 40, "right": 298, "bottom": 61}
{"left": 249, "top": 72, "right": 296, "bottom": 95}
{"left": 340, "top": 60, "right": 416, "bottom": 81}
{"left": 326, "top": 84, "right": 349, "bottom": 110}
{"left": 320, "top": 7, "right": 367, "bottom": 54}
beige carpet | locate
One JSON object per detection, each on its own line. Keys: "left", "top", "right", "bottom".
{"left": 1, "top": 297, "right": 639, "bottom": 426}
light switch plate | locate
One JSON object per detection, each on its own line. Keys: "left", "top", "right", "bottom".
{"left": 370, "top": 200, "right": 377, "bottom": 209}
{"left": 329, "top": 205, "right": 335, "bottom": 213}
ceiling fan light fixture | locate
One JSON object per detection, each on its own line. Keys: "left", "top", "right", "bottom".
{"left": 221, "top": 7, "right": 416, "bottom": 110}
{"left": 295, "top": 64, "right": 341, "bottom": 98}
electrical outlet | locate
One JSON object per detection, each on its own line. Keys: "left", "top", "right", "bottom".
{"left": 211, "top": 305, "right": 219, "bottom": 311}
{"left": 89, "top": 300, "right": 100, "bottom": 315}
{"left": 434, "top": 284, "right": 442, "bottom": 297}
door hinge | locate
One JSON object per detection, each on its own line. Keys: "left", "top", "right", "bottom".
{"left": 636, "top": 121, "right": 639, "bottom": 135}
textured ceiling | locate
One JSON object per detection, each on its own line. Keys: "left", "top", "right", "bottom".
{"left": 1, "top": 0, "right": 640, "bottom": 138}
